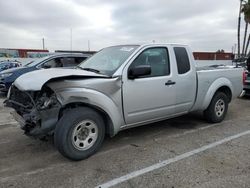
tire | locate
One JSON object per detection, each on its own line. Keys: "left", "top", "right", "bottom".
{"left": 54, "top": 107, "right": 105, "bottom": 161}
{"left": 204, "top": 92, "right": 229, "bottom": 123}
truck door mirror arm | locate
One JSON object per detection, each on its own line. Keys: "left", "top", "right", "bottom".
{"left": 128, "top": 65, "right": 151, "bottom": 79}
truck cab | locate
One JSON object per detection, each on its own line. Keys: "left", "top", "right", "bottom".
{"left": 118, "top": 44, "right": 197, "bottom": 125}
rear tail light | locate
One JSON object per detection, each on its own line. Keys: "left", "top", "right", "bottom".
{"left": 243, "top": 71, "right": 247, "bottom": 85}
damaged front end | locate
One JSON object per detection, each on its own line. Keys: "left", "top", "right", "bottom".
{"left": 5, "top": 85, "right": 61, "bottom": 137}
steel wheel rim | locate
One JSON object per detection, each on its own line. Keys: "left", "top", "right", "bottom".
{"left": 215, "top": 99, "right": 225, "bottom": 117}
{"left": 71, "top": 120, "right": 98, "bottom": 151}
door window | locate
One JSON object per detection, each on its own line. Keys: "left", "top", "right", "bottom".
{"left": 61, "top": 57, "right": 87, "bottom": 67}
{"left": 75, "top": 57, "right": 87, "bottom": 65}
{"left": 43, "top": 58, "right": 63, "bottom": 68}
{"left": 60, "top": 57, "right": 75, "bottom": 67}
{"left": 129, "top": 47, "right": 170, "bottom": 77}
{"left": 174, "top": 47, "right": 190, "bottom": 74}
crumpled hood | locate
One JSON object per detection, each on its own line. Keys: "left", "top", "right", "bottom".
{"left": 14, "top": 68, "right": 108, "bottom": 91}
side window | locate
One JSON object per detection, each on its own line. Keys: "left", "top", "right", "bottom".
{"left": 43, "top": 58, "right": 63, "bottom": 68}
{"left": 174, "top": 47, "right": 190, "bottom": 74}
{"left": 130, "top": 47, "right": 170, "bottom": 77}
{"left": 61, "top": 57, "right": 76, "bottom": 67}
{"left": 75, "top": 57, "right": 87, "bottom": 65}
{"left": 60, "top": 57, "right": 88, "bottom": 67}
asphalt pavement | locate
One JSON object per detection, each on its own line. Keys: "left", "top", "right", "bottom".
{"left": 0, "top": 96, "right": 250, "bottom": 188}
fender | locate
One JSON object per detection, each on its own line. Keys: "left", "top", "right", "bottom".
{"left": 202, "top": 77, "right": 233, "bottom": 110}
{"left": 55, "top": 88, "right": 124, "bottom": 135}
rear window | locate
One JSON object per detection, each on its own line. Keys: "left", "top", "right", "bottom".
{"left": 174, "top": 47, "right": 190, "bottom": 74}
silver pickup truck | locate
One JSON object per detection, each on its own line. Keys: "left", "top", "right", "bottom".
{"left": 5, "top": 43, "right": 244, "bottom": 160}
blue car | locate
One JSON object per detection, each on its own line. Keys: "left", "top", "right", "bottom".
{"left": 0, "top": 53, "right": 90, "bottom": 92}
{"left": 0, "top": 61, "right": 21, "bottom": 72}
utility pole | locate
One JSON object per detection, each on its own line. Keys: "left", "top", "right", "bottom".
{"left": 70, "top": 28, "right": 73, "bottom": 51}
{"left": 234, "top": 43, "right": 237, "bottom": 55}
{"left": 88, "top": 40, "right": 90, "bottom": 51}
{"left": 42, "top": 38, "right": 45, "bottom": 50}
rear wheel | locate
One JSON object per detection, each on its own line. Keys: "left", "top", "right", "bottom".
{"left": 204, "top": 92, "right": 229, "bottom": 123}
{"left": 54, "top": 107, "right": 105, "bottom": 161}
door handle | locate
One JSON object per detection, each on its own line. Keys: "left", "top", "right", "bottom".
{"left": 165, "top": 80, "right": 176, "bottom": 86}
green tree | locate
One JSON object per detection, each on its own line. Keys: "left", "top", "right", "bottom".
{"left": 238, "top": 0, "right": 244, "bottom": 58}
{"left": 241, "top": 0, "right": 250, "bottom": 56}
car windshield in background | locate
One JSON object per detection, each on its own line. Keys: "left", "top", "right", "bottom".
{"left": 78, "top": 45, "right": 139, "bottom": 76}
{"left": 25, "top": 55, "right": 52, "bottom": 67}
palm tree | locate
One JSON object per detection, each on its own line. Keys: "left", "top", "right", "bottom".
{"left": 242, "top": 22, "right": 248, "bottom": 55}
{"left": 242, "top": 1, "right": 250, "bottom": 56}
{"left": 238, "top": 0, "right": 244, "bottom": 58}
{"left": 244, "top": 33, "right": 250, "bottom": 55}
{"left": 242, "top": 1, "right": 250, "bottom": 23}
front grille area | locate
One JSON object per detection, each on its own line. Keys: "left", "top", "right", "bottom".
{"left": 8, "top": 86, "right": 34, "bottom": 112}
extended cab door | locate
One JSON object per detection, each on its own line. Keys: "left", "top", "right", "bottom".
{"left": 173, "top": 46, "right": 196, "bottom": 113}
{"left": 122, "top": 46, "right": 176, "bottom": 125}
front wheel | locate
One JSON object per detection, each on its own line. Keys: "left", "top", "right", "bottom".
{"left": 54, "top": 107, "right": 105, "bottom": 161}
{"left": 204, "top": 92, "right": 229, "bottom": 123}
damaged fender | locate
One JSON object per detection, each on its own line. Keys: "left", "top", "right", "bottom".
{"left": 55, "top": 87, "right": 124, "bottom": 136}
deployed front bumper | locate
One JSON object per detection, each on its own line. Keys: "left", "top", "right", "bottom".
{"left": 5, "top": 86, "right": 61, "bottom": 137}
{"left": 11, "top": 111, "right": 26, "bottom": 129}
{"left": 6, "top": 101, "right": 61, "bottom": 137}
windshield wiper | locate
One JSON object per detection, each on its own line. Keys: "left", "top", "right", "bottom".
{"left": 77, "top": 66, "right": 100, "bottom": 73}
{"left": 76, "top": 66, "right": 111, "bottom": 77}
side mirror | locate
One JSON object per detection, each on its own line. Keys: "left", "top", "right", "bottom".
{"left": 43, "top": 64, "right": 51, "bottom": 69}
{"left": 128, "top": 65, "right": 151, "bottom": 79}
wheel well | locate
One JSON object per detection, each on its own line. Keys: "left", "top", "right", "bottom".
{"left": 58, "top": 102, "right": 114, "bottom": 136}
{"left": 216, "top": 86, "right": 232, "bottom": 102}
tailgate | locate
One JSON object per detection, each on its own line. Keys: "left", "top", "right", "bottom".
{"left": 244, "top": 72, "right": 250, "bottom": 89}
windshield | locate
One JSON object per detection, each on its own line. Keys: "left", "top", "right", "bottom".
{"left": 25, "top": 55, "right": 52, "bottom": 67}
{"left": 78, "top": 45, "right": 139, "bottom": 76}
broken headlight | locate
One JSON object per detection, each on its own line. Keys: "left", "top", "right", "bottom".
{"left": 35, "top": 86, "right": 60, "bottom": 110}
{"left": 36, "top": 94, "right": 58, "bottom": 110}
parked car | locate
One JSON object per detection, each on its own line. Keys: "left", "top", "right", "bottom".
{"left": 243, "top": 70, "right": 250, "bottom": 95}
{"left": 243, "top": 57, "right": 250, "bottom": 95}
{"left": 5, "top": 43, "right": 244, "bottom": 160}
{"left": 0, "top": 53, "right": 90, "bottom": 92}
{"left": 0, "top": 60, "right": 21, "bottom": 72}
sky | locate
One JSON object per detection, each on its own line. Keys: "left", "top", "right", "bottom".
{"left": 0, "top": 0, "right": 245, "bottom": 52}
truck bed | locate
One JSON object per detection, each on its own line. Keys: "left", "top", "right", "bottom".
{"left": 196, "top": 65, "right": 237, "bottom": 71}
{"left": 191, "top": 65, "right": 243, "bottom": 111}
